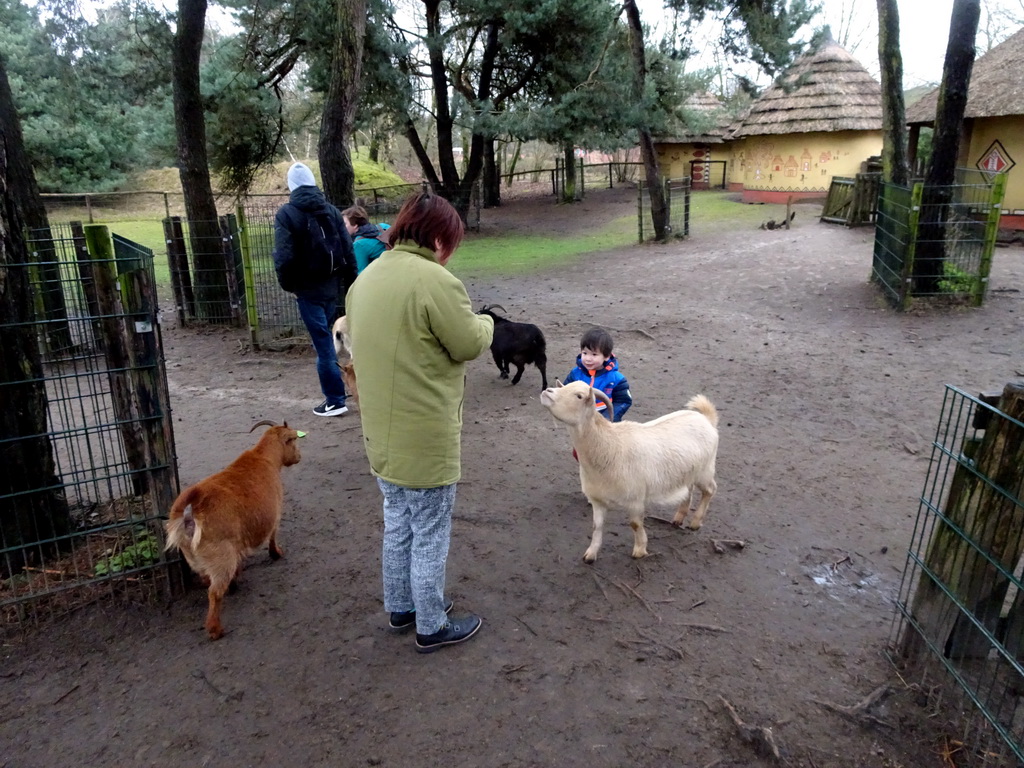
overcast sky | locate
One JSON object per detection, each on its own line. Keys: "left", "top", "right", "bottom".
{"left": 638, "top": 0, "right": 1023, "bottom": 88}
{"left": 79, "top": 0, "right": 1022, "bottom": 90}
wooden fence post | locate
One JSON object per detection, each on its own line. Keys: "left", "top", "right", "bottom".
{"left": 70, "top": 221, "right": 103, "bottom": 347}
{"left": 163, "top": 216, "right": 195, "bottom": 324}
{"left": 219, "top": 214, "right": 242, "bottom": 325}
{"left": 117, "top": 263, "right": 179, "bottom": 518}
{"left": 901, "top": 183, "right": 924, "bottom": 310}
{"left": 82, "top": 224, "right": 148, "bottom": 496}
{"left": 902, "top": 382, "right": 1024, "bottom": 660}
{"left": 975, "top": 172, "right": 1007, "bottom": 307}
{"left": 235, "top": 205, "right": 260, "bottom": 349}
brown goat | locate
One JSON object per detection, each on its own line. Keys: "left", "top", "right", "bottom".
{"left": 165, "top": 421, "right": 302, "bottom": 640}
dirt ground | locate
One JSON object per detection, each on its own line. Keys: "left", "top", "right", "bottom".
{"left": 3, "top": 187, "right": 1024, "bottom": 767}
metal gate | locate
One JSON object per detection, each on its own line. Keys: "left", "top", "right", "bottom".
{"left": 1, "top": 223, "right": 180, "bottom": 630}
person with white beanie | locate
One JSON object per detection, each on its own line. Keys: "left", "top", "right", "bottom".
{"left": 273, "top": 162, "right": 356, "bottom": 417}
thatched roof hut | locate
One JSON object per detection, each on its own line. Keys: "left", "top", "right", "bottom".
{"left": 731, "top": 40, "right": 882, "bottom": 138}
{"left": 657, "top": 92, "right": 734, "bottom": 144}
{"left": 906, "top": 27, "right": 1024, "bottom": 124}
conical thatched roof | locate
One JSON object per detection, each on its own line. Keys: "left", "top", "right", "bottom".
{"left": 656, "top": 92, "right": 734, "bottom": 144}
{"left": 906, "top": 27, "right": 1024, "bottom": 125}
{"left": 731, "top": 41, "right": 882, "bottom": 138}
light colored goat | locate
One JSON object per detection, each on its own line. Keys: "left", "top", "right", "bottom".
{"left": 540, "top": 381, "right": 719, "bottom": 563}
{"left": 331, "top": 315, "right": 358, "bottom": 402}
{"left": 165, "top": 420, "right": 302, "bottom": 639}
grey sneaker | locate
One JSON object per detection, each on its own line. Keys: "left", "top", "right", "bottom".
{"left": 313, "top": 401, "right": 348, "bottom": 417}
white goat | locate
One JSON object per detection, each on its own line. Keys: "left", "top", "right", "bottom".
{"left": 331, "top": 315, "right": 357, "bottom": 402}
{"left": 540, "top": 381, "right": 719, "bottom": 563}
{"left": 331, "top": 315, "right": 352, "bottom": 359}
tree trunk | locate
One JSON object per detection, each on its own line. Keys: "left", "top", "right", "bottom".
{"left": 505, "top": 139, "right": 522, "bottom": 185}
{"left": 172, "top": 0, "right": 231, "bottom": 322}
{"left": 0, "top": 59, "right": 71, "bottom": 353}
{"left": 623, "top": 0, "right": 668, "bottom": 240}
{"left": 562, "top": 143, "right": 577, "bottom": 203}
{"left": 423, "top": 0, "right": 462, "bottom": 201}
{"left": 876, "top": 0, "right": 909, "bottom": 187}
{"left": 915, "top": 0, "right": 980, "bottom": 294}
{"left": 0, "top": 55, "right": 71, "bottom": 574}
{"left": 482, "top": 137, "right": 501, "bottom": 207}
{"left": 319, "top": 0, "right": 366, "bottom": 208}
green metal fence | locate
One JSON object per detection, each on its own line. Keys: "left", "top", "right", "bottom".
{"left": 871, "top": 169, "right": 1006, "bottom": 309}
{"left": 637, "top": 176, "right": 691, "bottom": 243}
{"left": 889, "top": 383, "right": 1024, "bottom": 764}
{"left": 2, "top": 223, "right": 180, "bottom": 630}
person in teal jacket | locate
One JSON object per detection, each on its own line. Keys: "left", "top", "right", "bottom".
{"left": 343, "top": 204, "right": 391, "bottom": 273}
{"left": 345, "top": 191, "right": 493, "bottom": 654}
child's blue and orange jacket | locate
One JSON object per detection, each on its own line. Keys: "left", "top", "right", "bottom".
{"left": 563, "top": 354, "right": 632, "bottom": 421}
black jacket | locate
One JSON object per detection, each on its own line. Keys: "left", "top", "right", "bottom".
{"left": 272, "top": 185, "right": 355, "bottom": 301}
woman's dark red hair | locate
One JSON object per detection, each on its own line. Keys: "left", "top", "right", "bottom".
{"left": 390, "top": 191, "right": 464, "bottom": 255}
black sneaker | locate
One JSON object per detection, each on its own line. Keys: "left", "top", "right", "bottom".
{"left": 415, "top": 614, "right": 482, "bottom": 653}
{"left": 389, "top": 600, "right": 454, "bottom": 631}
{"left": 313, "top": 401, "right": 348, "bottom": 417}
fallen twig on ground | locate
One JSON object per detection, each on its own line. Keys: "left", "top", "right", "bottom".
{"left": 636, "top": 628, "right": 686, "bottom": 660}
{"left": 675, "top": 621, "right": 728, "bottom": 634}
{"left": 593, "top": 568, "right": 660, "bottom": 620}
{"left": 813, "top": 683, "right": 893, "bottom": 729}
{"left": 53, "top": 683, "right": 80, "bottom": 705}
{"left": 711, "top": 539, "right": 746, "bottom": 554}
{"left": 514, "top": 615, "right": 539, "bottom": 637}
{"left": 592, "top": 572, "right": 612, "bottom": 603}
{"left": 719, "top": 695, "right": 781, "bottom": 760}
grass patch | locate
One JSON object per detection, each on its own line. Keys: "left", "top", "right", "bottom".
{"left": 454, "top": 213, "right": 637, "bottom": 275}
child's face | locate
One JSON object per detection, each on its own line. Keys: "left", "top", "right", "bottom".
{"left": 580, "top": 346, "right": 608, "bottom": 370}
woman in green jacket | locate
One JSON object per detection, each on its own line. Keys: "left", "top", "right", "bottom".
{"left": 345, "top": 192, "right": 494, "bottom": 653}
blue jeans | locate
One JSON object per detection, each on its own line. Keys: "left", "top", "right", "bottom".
{"left": 296, "top": 296, "right": 346, "bottom": 406}
{"left": 377, "top": 479, "right": 456, "bottom": 635}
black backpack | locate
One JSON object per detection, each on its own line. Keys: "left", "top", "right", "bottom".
{"left": 279, "top": 206, "right": 355, "bottom": 291}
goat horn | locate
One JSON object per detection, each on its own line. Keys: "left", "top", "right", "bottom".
{"left": 592, "top": 388, "right": 613, "bottom": 413}
{"left": 249, "top": 420, "right": 279, "bottom": 432}
{"left": 488, "top": 304, "right": 507, "bottom": 314}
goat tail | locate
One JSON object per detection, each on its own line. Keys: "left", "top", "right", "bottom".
{"left": 165, "top": 489, "right": 203, "bottom": 552}
{"left": 686, "top": 394, "right": 718, "bottom": 427}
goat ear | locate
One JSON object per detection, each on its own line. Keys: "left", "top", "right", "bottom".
{"left": 554, "top": 379, "right": 563, "bottom": 388}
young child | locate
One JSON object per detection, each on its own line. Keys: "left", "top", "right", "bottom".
{"left": 563, "top": 327, "right": 632, "bottom": 422}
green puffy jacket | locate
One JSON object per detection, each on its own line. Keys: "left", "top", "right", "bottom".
{"left": 345, "top": 242, "right": 494, "bottom": 488}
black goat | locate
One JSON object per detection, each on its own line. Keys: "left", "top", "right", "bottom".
{"left": 477, "top": 305, "right": 548, "bottom": 390}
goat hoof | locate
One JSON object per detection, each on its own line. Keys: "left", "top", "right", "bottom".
{"left": 207, "top": 625, "right": 225, "bottom": 641}
{"left": 632, "top": 549, "right": 649, "bottom": 559}
{"left": 269, "top": 544, "right": 284, "bottom": 560}
{"left": 583, "top": 551, "right": 597, "bottom": 564}
{"left": 687, "top": 521, "right": 702, "bottom": 531}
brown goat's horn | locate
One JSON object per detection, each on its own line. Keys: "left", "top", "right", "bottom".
{"left": 249, "top": 420, "right": 279, "bottom": 433}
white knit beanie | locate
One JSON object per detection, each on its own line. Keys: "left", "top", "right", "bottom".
{"left": 287, "top": 162, "right": 316, "bottom": 191}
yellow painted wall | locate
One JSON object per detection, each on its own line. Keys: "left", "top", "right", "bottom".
{"left": 966, "top": 116, "right": 1024, "bottom": 217}
{"left": 727, "top": 139, "right": 746, "bottom": 188}
{"left": 653, "top": 142, "right": 726, "bottom": 186}
{"left": 730, "top": 131, "right": 883, "bottom": 193}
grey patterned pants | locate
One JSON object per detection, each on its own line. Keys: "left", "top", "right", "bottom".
{"left": 377, "top": 478, "right": 456, "bottom": 635}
